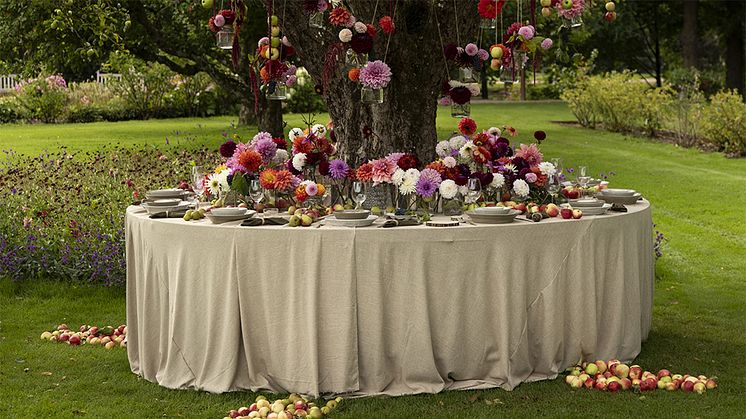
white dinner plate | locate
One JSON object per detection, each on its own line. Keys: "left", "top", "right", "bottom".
{"left": 326, "top": 215, "right": 377, "bottom": 227}
{"left": 210, "top": 207, "right": 249, "bottom": 217}
{"left": 603, "top": 188, "right": 636, "bottom": 197}
{"left": 467, "top": 209, "right": 521, "bottom": 224}
{"left": 598, "top": 192, "right": 642, "bottom": 205}
{"left": 333, "top": 209, "right": 371, "bottom": 220}
{"left": 568, "top": 199, "right": 605, "bottom": 208}
{"left": 575, "top": 203, "right": 612, "bottom": 215}
{"left": 205, "top": 210, "right": 256, "bottom": 224}
{"left": 473, "top": 206, "right": 512, "bottom": 215}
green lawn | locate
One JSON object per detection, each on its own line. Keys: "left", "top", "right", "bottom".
{"left": 2, "top": 103, "right": 745, "bottom": 418}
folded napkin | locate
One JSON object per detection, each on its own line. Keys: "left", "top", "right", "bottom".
{"left": 148, "top": 209, "right": 188, "bottom": 219}
{"left": 609, "top": 203, "right": 628, "bottom": 213}
{"left": 241, "top": 217, "right": 289, "bottom": 226}
{"left": 381, "top": 218, "right": 422, "bottom": 228}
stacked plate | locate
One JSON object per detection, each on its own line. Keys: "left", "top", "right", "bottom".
{"left": 333, "top": 210, "right": 371, "bottom": 220}
{"left": 325, "top": 214, "right": 378, "bottom": 227}
{"left": 467, "top": 209, "right": 521, "bottom": 224}
{"left": 473, "top": 206, "right": 512, "bottom": 215}
{"left": 145, "top": 188, "right": 186, "bottom": 200}
{"left": 141, "top": 200, "right": 190, "bottom": 215}
{"left": 570, "top": 203, "right": 613, "bottom": 216}
{"left": 598, "top": 188, "right": 642, "bottom": 205}
{"left": 206, "top": 208, "right": 256, "bottom": 224}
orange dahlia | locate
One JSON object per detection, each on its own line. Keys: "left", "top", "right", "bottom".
{"left": 259, "top": 169, "right": 277, "bottom": 189}
{"left": 274, "top": 170, "right": 294, "bottom": 191}
{"left": 238, "top": 149, "right": 262, "bottom": 173}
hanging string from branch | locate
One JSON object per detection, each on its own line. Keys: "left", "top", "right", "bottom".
{"left": 452, "top": 0, "right": 461, "bottom": 46}
{"left": 382, "top": 0, "right": 398, "bottom": 62}
{"left": 434, "top": 4, "right": 452, "bottom": 82}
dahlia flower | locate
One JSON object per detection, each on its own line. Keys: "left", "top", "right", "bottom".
{"left": 359, "top": 60, "right": 392, "bottom": 89}
{"left": 538, "top": 162, "right": 556, "bottom": 177}
{"left": 541, "top": 38, "right": 553, "bottom": 50}
{"left": 370, "top": 158, "right": 396, "bottom": 184}
{"left": 329, "top": 159, "right": 350, "bottom": 179}
{"left": 513, "top": 179, "right": 530, "bottom": 197}
{"left": 514, "top": 143, "right": 543, "bottom": 165}
{"left": 292, "top": 153, "right": 307, "bottom": 171}
{"left": 557, "top": 0, "right": 585, "bottom": 19}
{"left": 339, "top": 28, "right": 353, "bottom": 43}
{"left": 439, "top": 179, "right": 459, "bottom": 199}
{"left": 490, "top": 173, "right": 505, "bottom": 189}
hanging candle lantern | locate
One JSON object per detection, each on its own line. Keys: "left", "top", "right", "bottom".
{"left": 360, "top": 87, "right": 384, "bottom": 104}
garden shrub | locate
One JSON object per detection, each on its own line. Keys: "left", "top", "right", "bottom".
{"left": 65, "top": 104, "right": 105, "bottom": 123}
{"left": 0, "top": 146, "right": 221, "bottom": 285}
{"left": 109, "top": 57, "right": 174, "bottom": 119}
{"left": 563, "top": 72, "right": 673, "bottom": 135}
{"left": 14, "top": 75, "right": 69, "bottom": 123}
{"left": 0, "top": 96, "right": 22, "bottom": 123}
{"left": 700, "top": 90, "right": 746, "bottom": 156}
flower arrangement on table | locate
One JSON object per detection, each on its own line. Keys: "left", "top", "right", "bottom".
{"left": 432, "top": 117, "right": 556, "bottom": 207}
{"left": 286, "top": 122, "right": 339, "bottom": 206}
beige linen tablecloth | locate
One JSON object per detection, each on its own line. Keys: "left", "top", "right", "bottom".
{"left": 126, "top": 202, "right": 654, "bottom": 396}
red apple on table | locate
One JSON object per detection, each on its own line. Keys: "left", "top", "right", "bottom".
{"left": 515, "top": 203, "right": 527, "bottom": 213}
{"left": 560, "top": 208, "right": 573, "bottom": 219}
{"left": 546, "top": 204, "right": 560, "bottom": 217}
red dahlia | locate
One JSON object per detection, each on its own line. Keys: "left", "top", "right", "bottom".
{"left": 478, "top": 0, "right": 506, "bottom": 19}
{"left": 329, "top": 8, "right": 351, "bottom": 26}
{"left": 379, "top": 16, "right": 395, "bottom": 34}
{"left": 458, "top": 118, "right": 478, "bottom": 136}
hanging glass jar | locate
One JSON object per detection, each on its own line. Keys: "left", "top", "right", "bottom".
{"left": 480, "top": 18, "right": 497, "bottom": 29}
{"left": 458, "top": 67, "right": 479, "bottom": 83}
{"left": 309, "top": 12, "right": 325, "bottom": 28}
{"left": 361, "top": 86, "right": 384, "bottom": 104}
{"left": 451, "top": 102, "right": 471, "bottom": 118}
{"left": 267, "top": 81, "right": 287, "bottom": 100}
{"left": 216, "top": 25, "right": 234, "bottom": 50}
{"left": 345, "top": 49, "right": 368, "bottom": 68}
{"left": 563, "top": 15, "right": 583, "bottom": 28}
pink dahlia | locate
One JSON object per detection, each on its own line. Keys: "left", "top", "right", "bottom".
{"left": 514, "top": 143, "right": 543, "bottom": 166}
{"left": 370, "top": 158, "right": 396, "bottom": 184}
{"left": 557, "top": 0, "right": 585, "bottom": 19}
{"left": 359, "top": 60, "right": 392, "bottom": 89}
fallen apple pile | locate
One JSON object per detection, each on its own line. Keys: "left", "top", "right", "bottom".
{"left": 564, "top": 359, "right": 717, "bottom": 394}
{"left": 40, "top": 323, "right": 127, "bottom": 349}
{"left": 224, "top": 394, "right": 342, "bottom": 419}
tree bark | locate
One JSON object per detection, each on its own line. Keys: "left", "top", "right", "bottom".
{"left": 280, "top": 0, "right": 478, "bottom": 164}
{"left": 724, "top": 1, "right": 745, "bottom": 96}
{"left": 681, "top": 0, "right": 699, "bottom": 69}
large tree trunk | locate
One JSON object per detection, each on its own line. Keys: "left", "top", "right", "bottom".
{"left": 681, "top": 0, "right": 699, "bottom": 68}
{"left": 724, "top": 1, "right": 745, "bottom": 96}
{"left": 281, "top": 0, "right": 478, "bottom": 164}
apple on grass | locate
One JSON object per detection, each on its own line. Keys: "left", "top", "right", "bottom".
{"left": 620, "top": 378, "right": 632, "bottom": 390}
{"left": 584, "top": 377, "right": 595, "bottom": 389}
{"left": 594, "top": 380, "right": 607, "bottom": 391}
{"left": 657, "top": 369, "right": 671, "bottom": 380}
{"left": 614, "top": 364, "right": 630, "bottom": 379}
{"left": 607, "top": 381, "right": 621, "bottom": 392}
{"left": 570, "top": 376, "right": 584, "bottom": 389}
{"left": 237, "top": 407, "right": 250, "bottom": 416}
{"left": 693, "top": 382, "right": 706, "bottom": 394}
{"left": 595, "top": 360, "right": 608, "bottom": 374}
{"left": 706, "top": 379, "right": 718, "bottom": 389}
{"left": 585, "top": 363, "right": 599, "bottom": 376}
{"left": 629, "top": 365, "right": 643, "bottom": 380}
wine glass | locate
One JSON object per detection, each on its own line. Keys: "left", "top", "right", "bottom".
{"left": 551, "top": 158, "right": 563, "bottom": 182}
{"left": 466, "top": 178, "right": 482, "bottom": 204}
{"left": 547, "top": 174, "right": 560, "bottom": 204}
{"left": 249, "top": 179, "right": 264, "bottom": 209}
{"left": 577, "top": 166, "right": 591, "bottom": 199}
{"left": 191, "top": 166, "right": 205, "bottom": 207}
{"left": 352, "top": 181, "right": 366, "bottom": 209}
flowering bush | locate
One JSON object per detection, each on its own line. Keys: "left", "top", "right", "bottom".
{"left": 0, "top": 146, "right": 221, "bottom": 285}
{"left": 700, "top": 90, "right": 746, "bottom": 157}
{"left": 14, "top": 75, "right": 70, "bottom": 123}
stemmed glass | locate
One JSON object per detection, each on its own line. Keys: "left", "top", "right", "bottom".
{"left": 249, "top": 179, "right": 264, "bottom": 210}
{"left": 466, "top": 178, "right": 482, "bottom": 204}
{"left": 551, "top": 158, "right": 563, "bottom": 182}
{"left": 577, "top": 166, "right": 591, "bottom": 199}
{"left": 547, "top": 174, "right": 560, "bottom": 204}
{"left": 191, "top": 166, "right": 205, "bottom": 207}
{"left": 352, "top": 181, "right": 366, "bottom": 209}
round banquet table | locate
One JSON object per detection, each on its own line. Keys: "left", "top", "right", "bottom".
{"left": 125, "top": 201, "right": 654, "bottom": 396}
